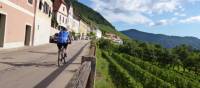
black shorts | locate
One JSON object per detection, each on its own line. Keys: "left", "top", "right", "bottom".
{"left": 57, "top": 43, "right": 68, "bottom": 50}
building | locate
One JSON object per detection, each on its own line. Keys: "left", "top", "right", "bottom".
{"left": 105, "top": 33, "right": 123, "bottom": 44}
{"left": 67, "top": 4, "right": 80, "bottom": 35}
{"left": 72, "top": 16, "right": 80, "bottom": 35}
{"left": 95, "top": 29, "right": 102, "bottom": 39}
{"left": 52, "top": 0, "right": 68, "bottom": 29}
{"left": 33, "top": 0, "right": 52, "bottom": 45}
{"left": 67, "top": 5, "right": 74, "bottom": 32}
{"left": 0, "top": 0, "right": 36, "bottom": 48}
{"left": 79, "top": 20, "right": 90, "bottom": 39}
{"left": 65, "top": 2, "right": 82, "bottom": 40}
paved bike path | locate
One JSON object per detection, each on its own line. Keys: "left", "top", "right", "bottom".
{"left": 0, "top": 40, "right": 90, "bottom": 88}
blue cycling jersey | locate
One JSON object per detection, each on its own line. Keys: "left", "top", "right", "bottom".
{"left": 57, "top": 31, "right": 69, "bottom": 43}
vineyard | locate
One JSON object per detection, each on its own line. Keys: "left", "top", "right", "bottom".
{"left": 95, "top": 39, "right": 200, "bottom": 88}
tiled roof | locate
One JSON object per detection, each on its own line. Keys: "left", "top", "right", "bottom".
{"left": 53, "top": 0, "right": 71, "bottom": 12}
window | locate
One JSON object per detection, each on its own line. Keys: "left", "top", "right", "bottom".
{"left": 39, "top": 0, "right": 43, "bottom": 10}
{"left": 43, "top": 2, "right": 46, "bottom": 13}
{"left": 43, "top": 2, "right": 49, "bottom": 14}
{"left": 63, "top": 7, "right": 65, "bottom": 11}
{"left": 38, "top": 25, "right": 40, "bottom": 30}
{"left": 47, "top": 4, "right": 49, "bottom": 14}
{"left": 66, "top": 19, "right": 68, "bottom": 24}
{"left": 63, "top": 17, "right": 64, "bottom": 23}
{"left": 49, "top": 8, "right": 51, "bottom": 17}
{"left": 59, "top": 15, "right": 61, "bottom": 23}
{"left": 28, "top": 0, "right": 33, "bottom": 4}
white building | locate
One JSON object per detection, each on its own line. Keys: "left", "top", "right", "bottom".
{"left": 33, "top": 0, "right": 53, "bottom": 45}
{"left": 52, "top": 0, "right": 68, "bottom": 29}
{"left": 67, "top": 5, "right": 80, "bottom": 34}
{"left": 95, "top": 29, "right": 102, "bottom": 39}
{"left": 67, "top": 5, "right": 74, "bottom": 32}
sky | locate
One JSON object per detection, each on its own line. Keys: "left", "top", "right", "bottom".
{"left": 79, "top": 0, "right": 200, "bottom": 39}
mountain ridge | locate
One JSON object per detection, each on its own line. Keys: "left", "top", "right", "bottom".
{"left": 121, "top": 29, "right": 200, "bottom": 49}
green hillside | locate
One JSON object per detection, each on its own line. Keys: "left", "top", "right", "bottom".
{"left": 67, "top": 0, "right": 200, "bottom": 88}
{"left": 70, "top": 0, "right": 114, "bottom": 31}
{"left": 97, "top": 38, "right": 200, "bottom": 88}
{"left": 68, "top": 0, "right": 128, "bottom": 39}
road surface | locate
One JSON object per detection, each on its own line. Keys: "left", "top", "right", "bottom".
{"left": 0, "top": 40, "right": 90, "bottom": 88}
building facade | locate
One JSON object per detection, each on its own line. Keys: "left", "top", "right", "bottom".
{"left": 33, "top": 0, "right": 52, "bottom": 45}
{"left": 79, "top": 20, "right": 90, "bottom": 39}
{"left": 95, "top": 29, "right": 102, "bottom": 39}
{"left": 52, "top": 0, "right": 68, "bottom": 29}
{"left": 67, "top": 5, "right": 80, "bottom": 35}
{"left": 0, "top": 0, "right": 36, "bottom": 48}
{"left": 67, "top": 5, "right": 74, "bottom": 32}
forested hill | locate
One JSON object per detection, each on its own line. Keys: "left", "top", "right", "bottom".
{"left": 67, "top": 0, "right": 115, "bottom": 33}
{"left": 122, "top": 29, "right": 200, "bottom": 49}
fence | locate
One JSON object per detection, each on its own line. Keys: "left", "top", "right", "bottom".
{"left": 66, "top": 41, "right": 96, "bottom": 88}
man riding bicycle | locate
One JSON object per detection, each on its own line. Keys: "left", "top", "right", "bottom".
{"left": 57, "top": 26, "right": 71, "bottom": 60}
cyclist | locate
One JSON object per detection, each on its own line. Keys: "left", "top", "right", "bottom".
{"left": 57, "top": 26, "right": 71, "bottom": 59}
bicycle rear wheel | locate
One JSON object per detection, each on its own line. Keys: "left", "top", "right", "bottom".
{"left": 58, "top": 50, "right": 61, "bottom": 67}
{"left": 58, "top": 49, "right": 63, "bottom": 67}
{"left": 58, "top": 47, "right": 66, "bottom": 67}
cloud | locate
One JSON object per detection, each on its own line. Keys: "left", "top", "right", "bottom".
{"left": 174, "top": 12, "right": 186, "bottom": 17}
{"left": 180, "top": 16, "right": 200, "bottom": 23}
{"left": 152, "top": 0, "right": 182, "bottom": 14}
{"left": 105, "top": 12, "right": 153, "bottom": 25}
{"left": 91, "top": 0, "right": 183, "bottom": 14}
{"left": 150, "top": 15, "right": 200, "bottom": 26}
{"left": 149, "top": 18, "right": 177, "bottom": 26}
{"left": 89, "top": 0, "right": 199, "bottom": 27}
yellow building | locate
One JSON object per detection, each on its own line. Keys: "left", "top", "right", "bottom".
{"left": 79, "top": 20, "right": 90, "bottom": 39}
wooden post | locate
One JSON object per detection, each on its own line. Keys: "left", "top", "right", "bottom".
{"left": 82, "top": 56, "right": 96, "bottom": 88}
{"left": 66, "top": 61, "right": 91, "bottom": 88}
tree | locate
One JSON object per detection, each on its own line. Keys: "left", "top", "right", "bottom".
{"left": 173, "top": 44, "right": 190, "bottom": 61}
{"left": 98, "top": 38, "right": 113, "bottom": 52}
{"left": 184, "top": 53, "right": 200, "bottom": 73}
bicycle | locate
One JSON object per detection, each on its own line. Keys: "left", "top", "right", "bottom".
{"left": 58, "top": 46, "right": 67, "bottom": 67}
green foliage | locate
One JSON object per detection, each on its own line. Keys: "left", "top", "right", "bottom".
{"left": 96, "top": 38, "right": 200, "bottom": 88}
{"left": 87, "top": 32, "right": 96, "bottom": 39}
{"left": 97, "top": 38, "right": 114, "bottom": 51}
{"left": 71, "top": 0, "right": 115, "bottom": 30}
{"left": 95, "top": 48, "right": 115, "bottom": 88}
{"left": 71, "top": 31, "right": 76, "bottom": 37}
{"left": 119, "top": 39, "right": 200, "bottom": 74}
{"left": 120, "top": 54, "right": 200, "bottom": 88}
{"left": 111, "top": 53, "right": 175, "bottom": 88}
{"left": 102, "top": 51, "right": 143, "bottom": 88}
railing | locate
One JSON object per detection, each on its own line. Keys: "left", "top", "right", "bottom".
{"left": 66, "top": 41, "right": 96, "bottom": 88}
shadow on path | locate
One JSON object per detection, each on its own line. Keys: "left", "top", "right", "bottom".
{"left": 0, "top": 62, "right": 56, "bottom": 67}
{"left": 33, "top": 42, "right": 89, "bottom": 88}
{"left": 28, "top": 51, "right": 57, "bottom": 55}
